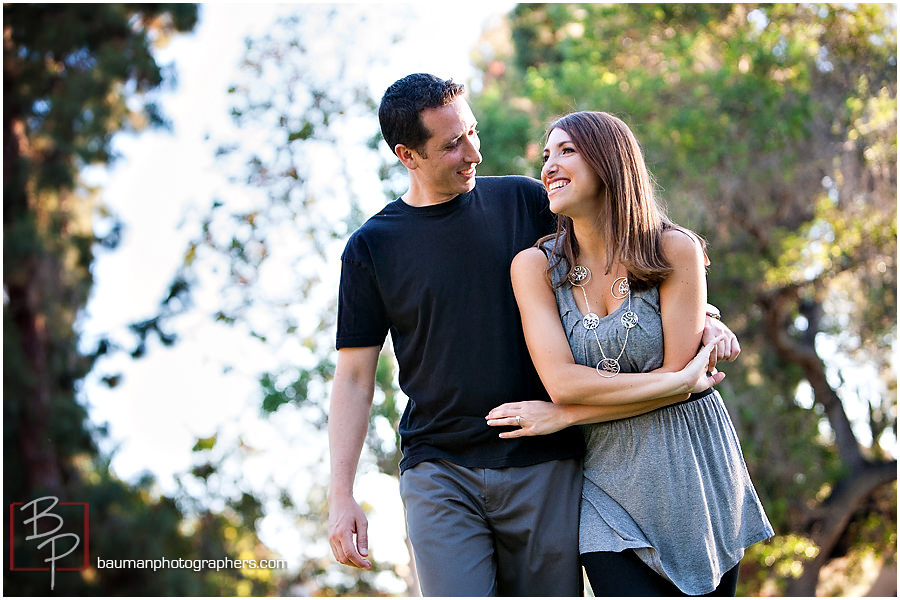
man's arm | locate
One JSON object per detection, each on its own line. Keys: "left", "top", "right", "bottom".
{"left": 328, "top": 346, "right": 380, "bottom": 570}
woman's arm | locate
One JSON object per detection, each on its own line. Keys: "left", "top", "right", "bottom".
{"left": 510, "top": 247, "right": 720, "bottom": 406}
{"left": 656, "top": 229, "right": 708, "bottom": 373}
{"left": 485, "top": 336, "right": 723, "bottom": 436}
{"left": 486, "top": 398, "right": 673, "bottom": 437}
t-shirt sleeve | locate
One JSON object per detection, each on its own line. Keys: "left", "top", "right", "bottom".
{"left": 336, "top": 235, "right": 390, "bottom": 350}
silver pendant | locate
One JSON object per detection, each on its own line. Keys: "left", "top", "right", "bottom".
{"left": 569, "top": 265, "right": 591, "bottom": 285}
{"left": 596, "top": 358, "right": 621, "bottom": 377}
{"left": 582, "top": 312, "right": 600, "bottom": 330}
{"left": 611, "top": 276, "right": 630, "bottom": 299}
{"left": 621, "top": 311, "right": 638, "bottom": 329}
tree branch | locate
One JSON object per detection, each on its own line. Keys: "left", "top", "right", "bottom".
{"left": 761, "top": 288, "right": 866, "bottom": 470}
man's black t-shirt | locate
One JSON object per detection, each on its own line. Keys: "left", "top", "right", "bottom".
{"left": 337, "top": 176, "right": 584, "bottom": 471}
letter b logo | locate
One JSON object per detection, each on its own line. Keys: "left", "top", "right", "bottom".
{"left": 9, "top": 497, "right": 90, "bottom": 591}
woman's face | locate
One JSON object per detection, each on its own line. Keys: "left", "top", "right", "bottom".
{"left": 541, "top": 127, "right": 603, "bottom": 218}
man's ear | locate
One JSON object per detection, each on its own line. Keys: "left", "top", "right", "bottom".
{"left": 395, "top": 144, "right": 420, "bottom": 170}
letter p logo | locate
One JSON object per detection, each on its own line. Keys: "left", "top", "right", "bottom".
{"left": 9, "top": 497, "right": 90, "bottom": 591}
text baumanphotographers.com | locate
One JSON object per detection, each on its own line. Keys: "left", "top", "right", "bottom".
{"left": 95, "top": 556, "right": 288, "bottom": 572}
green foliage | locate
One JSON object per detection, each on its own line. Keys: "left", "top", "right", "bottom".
{"left": 741, "top": 533, "right": 820, "bottom": 595}
{"left": 193, "top": 435, "right": 219, "bottom": 452}
{"left": 4, "top": 4, "right": 196, "bottom": 200}
{"left": 259, "top": 359, "right": 334, "bottom": 420}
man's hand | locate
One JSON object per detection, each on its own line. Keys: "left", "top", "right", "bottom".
{"left": 328, "top": 495, "right": 371, "bottom": 569}
{"left": 702, "top": 315, "right": 741, "bottom": 365}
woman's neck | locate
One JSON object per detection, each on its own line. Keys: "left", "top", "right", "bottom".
{"left": 570, "top": 217, "right": 609, "bottom": 268}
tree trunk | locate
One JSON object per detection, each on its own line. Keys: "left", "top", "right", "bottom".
{"left": 785, "top": 461, "right": 897, "bottom": 596}
{"left": 4, "top": 104, "right": 65, "bottom": 496}
{"left": 7, "top": 277, "right": 65, "bottom": 496}
{"left": 762, "top": 289, "right": 897, "bottom": 595}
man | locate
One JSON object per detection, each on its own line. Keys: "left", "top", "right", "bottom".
{"left": 328, "top": 73, "right": 739, "bottom": 596}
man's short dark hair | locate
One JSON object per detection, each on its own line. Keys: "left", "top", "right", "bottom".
{"left": 379, "top": 73, "right": 466, "bottom": 155}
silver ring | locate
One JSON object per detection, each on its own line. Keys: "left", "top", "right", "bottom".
{"left": 515, "top": 415, "right": 522, "bottom": 427}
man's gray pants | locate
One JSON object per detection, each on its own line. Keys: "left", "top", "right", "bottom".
{"left": 399, "top": 458, "right": 583, "bottom": 597}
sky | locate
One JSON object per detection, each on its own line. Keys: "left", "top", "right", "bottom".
{"left": 77, "top": 1, "right": 514, "bottom": 582}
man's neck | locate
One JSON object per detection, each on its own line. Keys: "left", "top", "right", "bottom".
{"left": 400, "top": 188, "right": 461, "bottom": 208}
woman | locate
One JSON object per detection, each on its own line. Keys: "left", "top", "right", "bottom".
{"left": 486, "top": 112, "right": 773, "bottom": 596}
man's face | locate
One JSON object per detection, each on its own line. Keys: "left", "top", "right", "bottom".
{"left": 414, "top": 97, "right": 482, "bottom": 200}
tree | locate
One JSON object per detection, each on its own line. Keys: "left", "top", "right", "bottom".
{"left": 471, "top": 3, "right": 896, "bottom": 595}
{"left": 4, "top": 5, "right": 284, "bottom": 595}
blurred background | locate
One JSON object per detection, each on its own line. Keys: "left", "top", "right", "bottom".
{"left": 3, "top": 3, "right": 896, "bottom": 596}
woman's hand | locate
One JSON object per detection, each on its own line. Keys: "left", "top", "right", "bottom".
{"left": 485, "top": 401, "right": 573, "bottom": 438}
{"left": 682, "top": 335, "right": 727, "bottom": 393}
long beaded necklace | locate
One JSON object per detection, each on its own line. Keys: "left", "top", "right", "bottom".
{"left": 567, "top": 265, "right": 639, "bottom": 378}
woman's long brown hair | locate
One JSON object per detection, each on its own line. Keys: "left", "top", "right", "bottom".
{"left": 538, "top": 111, "right": 703, "bottom": 289}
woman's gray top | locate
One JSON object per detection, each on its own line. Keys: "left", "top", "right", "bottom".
{"left": 545, "top": 242, "right": 774, "bottom": 594}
